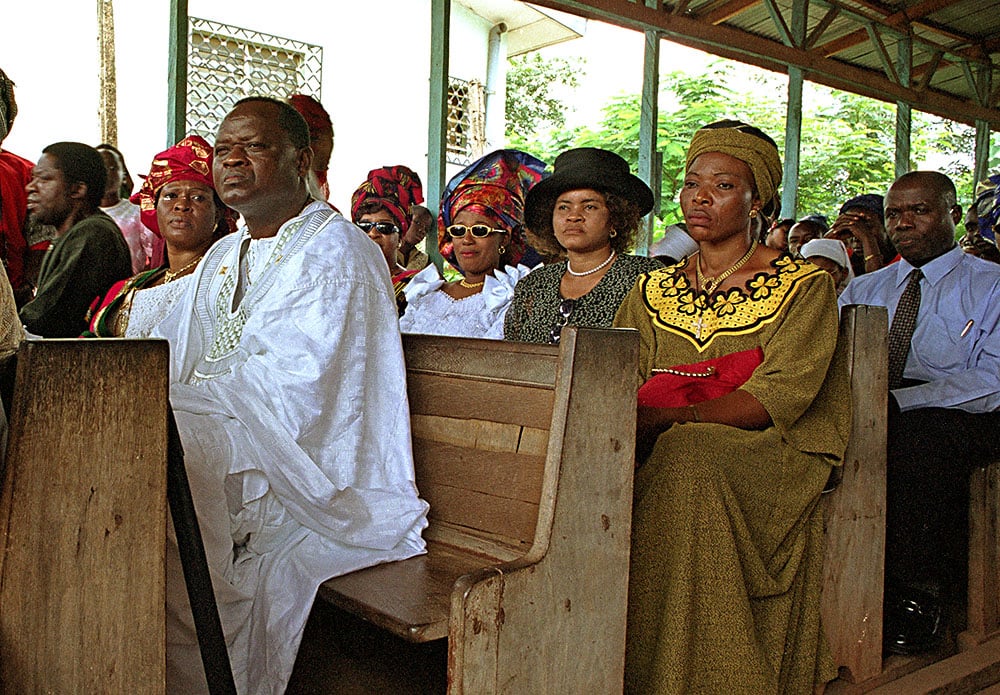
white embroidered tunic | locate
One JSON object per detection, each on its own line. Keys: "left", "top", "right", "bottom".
{"left": 153, "top": 201, "right": 429, "bottom": 695}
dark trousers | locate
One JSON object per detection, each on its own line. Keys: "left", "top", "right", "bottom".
{"left": 885, "top": 402, "right": 1000, "bottom": 598}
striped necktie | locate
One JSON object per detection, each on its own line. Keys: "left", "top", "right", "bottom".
{"left": 887, "top": 268, "right": 922, "bottom": 390}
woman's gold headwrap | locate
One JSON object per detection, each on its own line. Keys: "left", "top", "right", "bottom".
{"left": 686, "top": 121, "right": 783, "bottom": 215}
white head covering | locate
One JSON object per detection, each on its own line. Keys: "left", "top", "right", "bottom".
{"left": 801, "top": 238, "right": 855, "bottom": 293}
{"left": 648, "top": 224, "right": 699, "bottom": 261}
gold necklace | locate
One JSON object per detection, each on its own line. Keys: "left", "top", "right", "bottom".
{"left": 459, "top": 279, "right": 485, "bottom": 289}
{"left": 162, "top": 255, "right": 204, "bottom": 283}
{"left": 695, "top": 239, "right": 758, "bottom": 295}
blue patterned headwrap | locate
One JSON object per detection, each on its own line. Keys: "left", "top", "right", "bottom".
{"left": 975, "top": 174, "right": 1000, "bottom": 241}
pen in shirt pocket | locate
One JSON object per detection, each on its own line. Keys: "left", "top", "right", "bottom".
{"left": 960, "top": 319, "right": 974, "bottom": 338}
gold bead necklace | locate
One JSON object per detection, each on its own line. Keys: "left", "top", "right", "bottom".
{"left": 162, "top": 255, "right": 204, "bottom": 283}
{"left": 458, "top": 279, "right": 485, "bottom": 289}
{"left": 695, "top": 239, "right": 758, "bottom": 294}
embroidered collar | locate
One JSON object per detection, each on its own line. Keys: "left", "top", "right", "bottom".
{"left": 639, "top": 255, "right": 824, "bottom": 350}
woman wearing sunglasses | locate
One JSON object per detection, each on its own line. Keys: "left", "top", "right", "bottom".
{"left": 351, "top": 165, "right": 428, "bottom": 315}
{"left": 398, "top": 149, "right": 544, "bottom": 339}
{"left": 503, "top": 147, "right": 664, "bottom": 344}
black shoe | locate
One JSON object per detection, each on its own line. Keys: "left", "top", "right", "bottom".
{"left": 883, "top": 588, "right": 945, "bottom": 655}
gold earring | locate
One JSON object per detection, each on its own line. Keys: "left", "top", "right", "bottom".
{"left": 498, "top": 245, "right": 506, "bottom": 255}
{"left": 749, "top": 209, "right": 758, "bottom": 219}
{"left": 609, "top": 229, "right": 618, "bottom": 238}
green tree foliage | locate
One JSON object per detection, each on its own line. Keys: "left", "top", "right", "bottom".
{"left": 505, "top": 54, "right": 580, "bottom": 137}
{"left": 507, "top": 58, "right": 982, "bottom": 241}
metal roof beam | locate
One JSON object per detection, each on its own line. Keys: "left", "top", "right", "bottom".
{"left": 914, "top": 51, "right": 945, "bottom": 91}
{"left": 808, "top": 0, "right": 983, "bottom": 63}
{"left": 865, "top": 23, "right": 899, "bottom": 85}
{"left": 761, "top": 0, "right": 794, "bottom": 46}
{"left": 804, "top": 6, "right": 840, "bottom": 50}
{"left": 701, "top": 0, "right": 761, "bottom": 26}
{"left": 529, "top": 0, "right": 1000, "bottom": 128}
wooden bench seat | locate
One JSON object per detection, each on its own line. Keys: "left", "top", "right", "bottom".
{"left": 319, "top": 538, "right": 502, "bottom": 642}
{"left": 305, "top": 326, "right": 639, "bottom": 693}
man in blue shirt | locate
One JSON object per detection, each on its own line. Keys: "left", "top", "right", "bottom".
{"left": 840, "top": 171, "right": 1000, "bottom": 654}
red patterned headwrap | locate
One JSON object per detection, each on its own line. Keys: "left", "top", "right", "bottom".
{"left": 350, "top": 165, "right": 424, "bottom": 234}
{"left": 437, "top": 149, "right": 546, "bottom": 269}
{"left": 130, "top": 135, "right": 236, "bottom": 237}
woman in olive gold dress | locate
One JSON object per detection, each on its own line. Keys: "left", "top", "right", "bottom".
{"left": 615, "top": 120, "right": 851, "bottom": 694}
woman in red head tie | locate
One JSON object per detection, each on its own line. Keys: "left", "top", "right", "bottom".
{"left": 351, "top": 165, "right": 428, "bottom": 314}
{"left": 85, "top": 135, "right": 236, "bottom": 337}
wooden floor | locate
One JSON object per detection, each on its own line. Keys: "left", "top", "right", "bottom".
{"left": 286, "top": 600, "right": 447, "bottom": 695}
{"left": 287, "top": 599, "right": 1000, "bottom": 695}
{"left": 826, "top": 637, "right": 1000, "bottom": 695}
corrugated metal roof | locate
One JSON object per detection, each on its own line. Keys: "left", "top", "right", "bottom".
{"left": 531, "top": 0, "right": 1000, "bottom": 128}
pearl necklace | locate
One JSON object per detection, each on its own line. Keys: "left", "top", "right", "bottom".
{"left": 162, "top": 255, "right": 204, "bottom": 284}
{"left": 695, "top": 239, "right": 757, "bottom": 294}
{"left": 566, "top": 250, "right": 616, "bottom": 277}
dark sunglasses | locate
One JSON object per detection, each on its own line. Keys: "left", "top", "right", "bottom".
{"left": 357, "top": 221, "right": 400, "bottom": 235}
{"left": 549, "top": 298, "right": 577, "bottom": 345}
{"left": 446, "top": 224, "right": 505, "bottom": 239}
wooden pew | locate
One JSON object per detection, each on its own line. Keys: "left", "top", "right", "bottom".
{"left": 294, "top": 326, "right": 639, "bottom": 693}
{"left": 0, "top": 339, "right": 169, "bottom": 694}
{"left": 824, "top": 306, "right": 1000, "bottom": 692}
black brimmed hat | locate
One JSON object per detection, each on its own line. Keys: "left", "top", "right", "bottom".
{"left": 524, "top": 148, "right": 654, "bottom": 232}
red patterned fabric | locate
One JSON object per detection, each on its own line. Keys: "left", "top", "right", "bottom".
{"left": 437, "top": 149, "right": 545, "bottom": 270}
{"left": 350, "top": 165, "right": 424, "bottom": 234}
{"left": 130, "top": 135, "right": 236, "bottom": 237}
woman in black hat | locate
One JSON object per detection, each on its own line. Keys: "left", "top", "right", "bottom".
{"left": 503, "top": 147, "right": 664, "bottom": 344}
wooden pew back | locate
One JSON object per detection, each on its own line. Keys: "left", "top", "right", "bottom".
{"left": 310, "top": 327, "right": 639, "bottom": 694}
{"left": 822, "top": 304, "right": 889, "bottom": 683}
{"left": 405, "top": 335, "right": 558, "bottom": 557}
{"left": 0, "top": 339, "right": 169, "bottom": 695}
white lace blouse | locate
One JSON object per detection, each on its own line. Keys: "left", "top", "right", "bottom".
{"left": 124, "top": 275, "right": 193, "bottom": 338}
{"left": 398, "top": 263, "right": 535, "bottom": 340}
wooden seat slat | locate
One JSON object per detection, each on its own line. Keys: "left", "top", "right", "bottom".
{"left": 407, "top": 373, "right": 555, "bottom": 429}
{"left": 318, "top": 540, "right": 501, "bottom": 643}
{"left": 411, "top": 414, "right": 549, "bottom": 456}
{"left": 417, "top": 483, "right": 540, "bottom": 545}
{"left": 413, "top": 440, "right": 546, "bottom": 503}
{"left": 402, "top": 334, "right": 560, "bottom": 387}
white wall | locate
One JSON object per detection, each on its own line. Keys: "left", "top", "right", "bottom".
{"left": 3, "top": 1, "right": 451, "bottom": 213}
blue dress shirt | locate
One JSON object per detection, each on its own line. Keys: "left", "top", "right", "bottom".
{"left": 839, "top": 245, "right": 1000, "bottom": 413}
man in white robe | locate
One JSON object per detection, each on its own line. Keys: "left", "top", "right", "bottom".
{"left": 153, "top": 97, "right": 428, "bottom": 695}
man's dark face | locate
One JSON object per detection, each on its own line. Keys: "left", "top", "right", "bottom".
{"left": 25, "top": 153, "right": 75, "bottom": 227}
{"left": 99, "top": 149, "right": 125, "bottom": 198}
{"left": 884, "top": 177, "right": 957, "bottom": 266}
{"left": 212, "top": 101, "right": 308, "bottom": 220}
{"left": 964, "top": 205, "right": 979, "bottom": 235}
